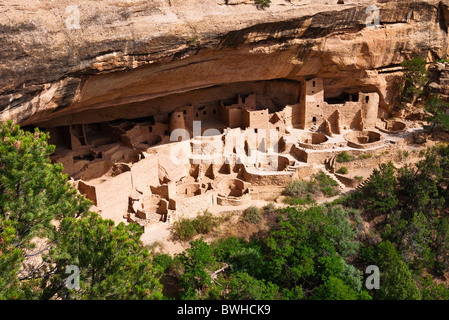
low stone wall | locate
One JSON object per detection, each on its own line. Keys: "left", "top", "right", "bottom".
{"left": 293, "top": 165, "right": 316, "bottom": 180}
{"left": 292, "top": 145, "right": 340, "bottom": 164}
{"left": 217, "top": 192, "right": 251, "bottom": 206}
{"left": 249, "top": 186, "right": 285, "bottom": 201}
{"left": 332, "top": 145, "right": 423, "bottom": 172}
{"left": 171, "top": 190, "right": 217, "bottom": 217}
{"left": 334, "top": 173, "right": 363, "bottom": 188}
{"left": 376, "top": 120, "right": 407, "bottom": 133}
{"left": 242, "top": 167, "right": 294, "bottom": 186}
{"left": 296, "top": 142, "right": 335, "bottom": 150}
{"left": 296, "top": 132, "right": 334, "bottom": 150}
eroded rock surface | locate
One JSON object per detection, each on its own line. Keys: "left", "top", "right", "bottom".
{"left": 1, "top": 0, "right": 449, "bottom": 127}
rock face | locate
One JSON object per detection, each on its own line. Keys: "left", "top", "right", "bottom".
{"left": 428, "top": 61, "right": 449, "bottom": 97}
{"left": 1, "top": 0, "right": 449, "bottom": 127}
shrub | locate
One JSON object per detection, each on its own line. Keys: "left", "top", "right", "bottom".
{"left": 242, "top": 206, "right": 262, "bottom": 224}
{"left": 315, "top": 172, "right": 340, "bottom": 197}
{"left": 337, "top": 152, "right": 353, "bottom": 163}
{"left": 358, "top": 154, "right": 372, "bottom": 159}
{"left": 425, "top": 95, "right": 449, "bottom": 131}
{"left": 255, "top": 0, "right": 271, "bottom": 7}
{"left": 187, "top": 35, "right": 199, "bottom": 47}
{"left": 153, "top": 254, "right": 173, "bottom": 273}
{"left": 262, "top": 202, "right": 279, "bottom": 220}
{"left": 283, "top": 174, "right": 340, "bottom": 203}
{"left": 192, "top": 211, "right": 217, "bottom": 234}
{"left": 173, "top": 218, "right": 197, "bottom": 241}
{"left": 337, "top": 167, "right": 348, "bottom": 174}
{"left": 174, "top": 211, "right": 219, "bottom": 241}
{"left": 282, "top": 179, "right": 319, "bottom": 198}
{"left": 359, "top": 162, "right": 398, "bottom": 214}
{"left": 398, "top": 56, "right": 428, "bottom": 105}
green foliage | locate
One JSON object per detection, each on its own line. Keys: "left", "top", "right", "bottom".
{"left": 153, "top": 254, "right": 174, "bottom": 273}
{"left": 358, "top": 153, "right": 372, "bottom": 159}
{"left": 173, "top": 218, "right": 198, "bottom": 241}
{"left": 192, "top": 210, "right": 217, "bottom": 234}
{"left": 282, "top": 179, "right": 318, "bottom": 198}
{"left": 241, "top": 206, "right": 262, "bottom": 224}
{"left": 337, "top": 167, "right": 348, "bottom": 174}
{"left": 261, "top": 202, "right": 279, "bottom": 221}
{"left": 212, "top": 236, "right": 247, "bottom": 263}
{"left": 173, "top": 211, "right": 219, "bottom": 241}
{"left": 283, "top": 173, "right": 339, "bottom": 203}
{"left": 0, "top": 220, "right": 24, "bottom": 299}
{"left": 265, "top": 205, "right": 361, "bottom": 292}
{"left": 325, "top": 206, "right": 360, "bottom": 258}
{"left": 0, "top": 122, "right": 163, "bottom": 300}
{"left": 222, "top": 272, "right": 280, "bottom": 300}
{"left": 420, "top": 275, "right": 449, "bottom": 300}
{"left": 0, "top": 122, "right": 90, "bottom": 298}
{"left": 396, "top": 161, "right": 444, "bottom": 216}
{"left": 176, "top": 238, "right": 217, "bottom": 300}
{"left": 0, "top": 121, "right": 91, "bottom": 248}
{"left": 336, "top": 151, "right": 353, "bottom": 163}
{"left": 374, "top": 241, "right": 421, "bottom": 300}
{"left": 425, "top": 95, "right": 449, "bottom": 131}
{"left": 230, "top": 246, "right": 266, "bottom": 277}
{"left": 254, "top": 0, "right": 271, "bottom": 7}
{"left": 311, "top": 276, "right": 366, "bottom": 300}
{"left": 383, "top": 212, "right": 434, "bottom": 273}
{"left": 44, "top": 212, "right": 163, "bottom": 300}
{"left": 187, "top": 35, "right": 199, "bottom": 47}
{"left": 315, "top": 172, "right": 340, "bottom": 197}
{"left": 398, "top": 56, "right": 428, "bottom": 105}
{"left": 359, "top": 162, "right": 398, "bottom": 214}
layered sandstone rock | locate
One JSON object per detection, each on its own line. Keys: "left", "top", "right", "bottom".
{"left": 1, "top": 0, "right": 449, "bottom": 126}
{"left": 428, "top": 61, "right": 449, "bottom": 98}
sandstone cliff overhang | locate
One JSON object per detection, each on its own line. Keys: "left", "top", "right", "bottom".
{"left": 1, "top": 0, "right": 449, "bottom": 127}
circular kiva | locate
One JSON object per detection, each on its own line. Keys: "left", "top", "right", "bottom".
{"left": 344, "top": 130, "right": 384, "bottom": 149}
{"left": 297, "top": 132, "right": 332, "bottom": 150}
{"left": 215, "top": 178, "right": 251, "bottom": 206}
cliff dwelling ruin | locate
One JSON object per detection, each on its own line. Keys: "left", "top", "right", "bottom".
{"left": 20, "top": 76, "right": 425, "bottom": 238}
